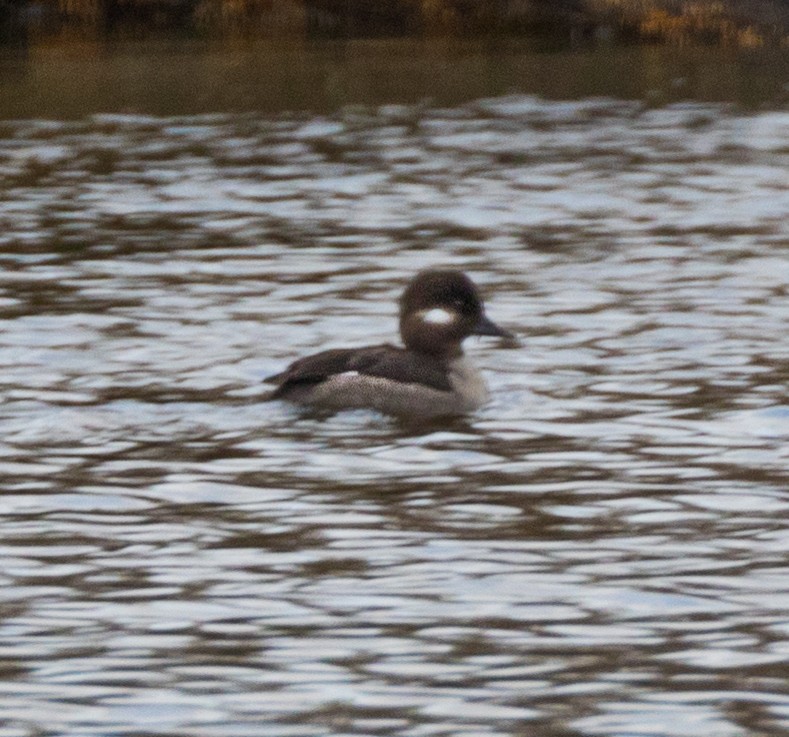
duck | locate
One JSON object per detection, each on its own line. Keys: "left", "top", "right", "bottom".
{"left": 265, "top": 269, "right": 513, "bottom": 417}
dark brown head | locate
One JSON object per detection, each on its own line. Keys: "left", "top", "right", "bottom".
{"left": 398, "top": 269, "right": 511, "bottom": 357}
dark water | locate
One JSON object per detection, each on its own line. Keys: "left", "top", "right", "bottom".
{"left": 1, "top": 38, "right": 788, "bottom": 118}
{"left": 0, "top": 39, "right": 788, "bottom": 737}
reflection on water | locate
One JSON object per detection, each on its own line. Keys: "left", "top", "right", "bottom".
{"left": 1, "top": 38, "right": 788, "bottom": 119}
{"left": 0, "top": 91, "right": 788, "bottom": 737}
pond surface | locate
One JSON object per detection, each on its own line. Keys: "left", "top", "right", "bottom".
{"left": 0, "top": 38, "right": 788, "bottom": 737}
{"left": 1, "top": 38, "right": 788, "bottom": 118}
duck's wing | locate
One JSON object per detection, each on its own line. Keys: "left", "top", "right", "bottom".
{"left": 265, "top": 347, "right": 369, "bottom": 389}
{"left": 266, "top": 345, "right": 452, "bottom": 396}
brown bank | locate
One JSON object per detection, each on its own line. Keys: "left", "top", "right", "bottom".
{"left": 2, "top": 0, "right": 788, "bottom": 46}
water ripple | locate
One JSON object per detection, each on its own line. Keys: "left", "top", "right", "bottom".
{"left": 0, "top": 96, "right": 787, "bottom": 737}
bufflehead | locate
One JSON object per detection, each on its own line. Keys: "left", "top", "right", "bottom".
{"left": 265, "top": 269, "right": 513, "bottom": 417}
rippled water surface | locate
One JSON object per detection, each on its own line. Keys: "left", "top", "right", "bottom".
{"left": 1, "top": 83, "right": 788, "bottom": 737}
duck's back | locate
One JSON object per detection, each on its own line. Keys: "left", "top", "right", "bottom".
{"left": 266, "top": 344, "right": 483, "bottom": 417}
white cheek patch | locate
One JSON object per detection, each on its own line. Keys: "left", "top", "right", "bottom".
{"left": 420, "top": 308, "right": 457, "bottom": 326}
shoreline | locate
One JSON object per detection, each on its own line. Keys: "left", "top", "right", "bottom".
{"left": 2, "top": 0, "right": 788, "bottom": 48}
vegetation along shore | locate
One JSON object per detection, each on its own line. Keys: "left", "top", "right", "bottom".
{"left": 2, "top": 0, "right": 788, "bottom": 46}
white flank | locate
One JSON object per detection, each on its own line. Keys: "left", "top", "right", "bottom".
{"left": 421, "top": 308, "right": 456, "bottom": 326}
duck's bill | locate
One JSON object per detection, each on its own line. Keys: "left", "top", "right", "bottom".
{"left": 473, "top": 313, "right": 515, "bottom": 340}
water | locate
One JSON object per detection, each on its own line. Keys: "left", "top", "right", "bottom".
{"left": 1, "top": 39, "right": 788, "bottom": 118}
{"left": 0, "top": 39, "right": 788, "bottom": 737}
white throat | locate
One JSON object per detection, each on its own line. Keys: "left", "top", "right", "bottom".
{"left": 447, "top": 355, "right": 489, "bottom": 410}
